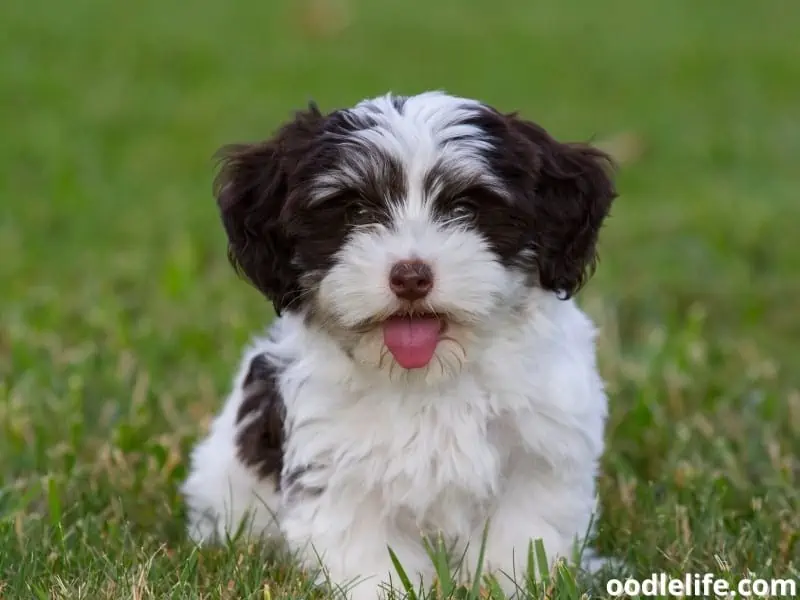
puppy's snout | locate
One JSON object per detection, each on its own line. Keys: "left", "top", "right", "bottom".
{"left": 389, "top": 260, "right": 433, "bottom": 301}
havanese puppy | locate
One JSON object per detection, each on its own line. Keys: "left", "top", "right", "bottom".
{"left": 182, "top": 91, "right": 617, "bottom": 599}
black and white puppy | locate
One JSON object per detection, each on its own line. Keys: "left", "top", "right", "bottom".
{"left": 182, "top": 91, "right": 617, "bottom": 599}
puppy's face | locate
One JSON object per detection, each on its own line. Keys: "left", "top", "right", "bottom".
{"left": 216, "top": 92, "right": 616, "bottom": 382}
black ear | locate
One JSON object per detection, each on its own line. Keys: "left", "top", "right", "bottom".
{"left": 506, "top": 115, "right": 617, "bottom": 298}
{"left": 214, "top": 106, "right": 325, "bottom": 313}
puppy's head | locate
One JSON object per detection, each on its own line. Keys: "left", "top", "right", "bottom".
{"left": 216, "top": 92, "right": 616, "bottom": 382}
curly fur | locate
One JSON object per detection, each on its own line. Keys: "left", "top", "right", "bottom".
{"left": 182, "top": 91, "right": 617, "bottom": 599}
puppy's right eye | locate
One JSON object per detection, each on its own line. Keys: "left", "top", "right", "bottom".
{"left": 345, "top": 199, "right": 372, "bottom": 224}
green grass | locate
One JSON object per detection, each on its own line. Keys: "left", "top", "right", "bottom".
{"left": 1, "top": 0, "right": 798, "bottom": 597}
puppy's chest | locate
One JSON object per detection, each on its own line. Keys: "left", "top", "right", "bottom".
{"left": 289, "top": 382, "right": 511, "bottom": 512}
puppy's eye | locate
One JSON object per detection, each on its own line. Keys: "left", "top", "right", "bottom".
{"left": 451, "top": 197, "right": 478, "bottom": 219}
{"left": 345, "top": 200, "right": 372, "bottom": 223}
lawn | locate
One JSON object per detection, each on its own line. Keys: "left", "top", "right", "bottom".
{"left": 1, "top": 0, "right": 798, "bottom": 597}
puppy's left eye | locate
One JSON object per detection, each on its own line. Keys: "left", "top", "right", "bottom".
{"left": 451, "top": 197, "right": 478, "bottom": 219}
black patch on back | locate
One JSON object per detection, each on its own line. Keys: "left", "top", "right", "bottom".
{"left": 235, "top": 354, "right": 286, "bottom": 484}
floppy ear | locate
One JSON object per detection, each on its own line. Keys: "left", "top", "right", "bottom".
{"left": 506, "top": 115, "right": 617, "bottom": 298}
{"left": 214, "top": 106, "right": 325, "bottom": 313}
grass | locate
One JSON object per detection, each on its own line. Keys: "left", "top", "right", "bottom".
{"left": 1, "top": 0, "right": 798, "bottom": 597}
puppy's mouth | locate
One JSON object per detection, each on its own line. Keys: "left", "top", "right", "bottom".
{"left": 381, "top": 313, "right": 446, "bottom": 370}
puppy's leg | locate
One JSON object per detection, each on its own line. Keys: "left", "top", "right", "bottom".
{"left": 182, "top": 350, "right": 283, "bottom": 543}
{"left": 466, "top": 467, "right": 598, "bottom": 596}
{"left": 281, "top": 488, "right": 430, "bottom": 600}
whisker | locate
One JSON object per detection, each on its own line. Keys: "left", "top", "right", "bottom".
{"left": 378, "top": 347, "right": 390, "bottom": 370}
{"left": 440, "top": 336, "right": 467, "bottom": 358}
{"left": 437, "top": 214, "right": 472, "bottom": 229}
{"left": 434, "top": 354, "right": 445, "bottom": 378}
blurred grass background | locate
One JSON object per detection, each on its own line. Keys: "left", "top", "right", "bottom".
{"left": 1, "top": 0, "right": 798, "bottom": 597}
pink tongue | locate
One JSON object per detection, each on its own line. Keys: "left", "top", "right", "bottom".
{"left": 382, "top": 317, "right": 441, "bottom": 369}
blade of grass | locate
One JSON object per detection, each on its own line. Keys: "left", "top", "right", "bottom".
{"left": 388, "top": 546, "right": 419, "bottom": 600}
{"left": 468, "top": 521, "right": 491, "bottom": 600}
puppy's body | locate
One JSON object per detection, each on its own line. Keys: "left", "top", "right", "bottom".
{"left": 182, "top": 92, "right": 616, "bottom": 598}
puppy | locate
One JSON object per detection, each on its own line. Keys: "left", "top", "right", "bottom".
{"left": 182, "top": 91, "right": 616, "bottom": 599}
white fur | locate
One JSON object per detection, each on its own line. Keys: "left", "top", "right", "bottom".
{"left": 313, "top": 92, "right": 502, "bottom": 204}
{"left": 182, "top": 91, "right": 609, "bottom": 599}
{"left": 183, "top": 293, "right": 606, "bottom": 598}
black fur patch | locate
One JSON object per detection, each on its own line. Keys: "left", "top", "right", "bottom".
{"left": 235, "top": 354, "right": 286, "bottom": 483}
{"left": 215, "top": 95, "right": 616, "bottom": 315}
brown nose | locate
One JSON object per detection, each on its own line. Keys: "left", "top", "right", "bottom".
{"left": 389, "top": 260, "right": 434, "bottom": 301}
